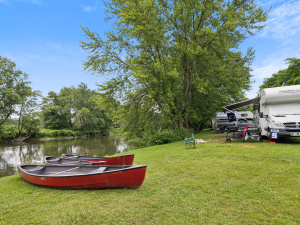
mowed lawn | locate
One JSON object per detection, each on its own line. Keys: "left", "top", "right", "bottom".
{"left": 0, "top": 130, "right": 299, "bottom": 224}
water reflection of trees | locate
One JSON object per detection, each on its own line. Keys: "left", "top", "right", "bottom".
{"left": 61, "top": 136, "right": 129, "bottom": 156}
{"left": 0, "top": 136, "right": 128, "bottom": 177}
{"left": 0, "top": 142, "right": 44, "bottom": 177}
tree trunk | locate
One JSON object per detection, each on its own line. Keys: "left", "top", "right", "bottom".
{"left": 0, "top": 109, "right": 13, "bottom": 126}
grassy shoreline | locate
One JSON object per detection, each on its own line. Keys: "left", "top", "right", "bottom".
{"left": 1, "top": 130, "right": 299, "bottom": 224}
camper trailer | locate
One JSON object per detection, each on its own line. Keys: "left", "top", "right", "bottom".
{"left": 212, "top": 111, "right": 253, "bottom": 133}
{"left": 223, "top": 85, "right": 300, "bottom": 140}
{"left": 212, "top": 112, "right": 230, "bottom": 132}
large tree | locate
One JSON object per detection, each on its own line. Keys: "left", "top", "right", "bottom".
{"left": 81, "top": 0, "right": 268, "bottom": 134}
{"left": 0, "top": 56, "right": 33, "bottom": 126}
{"left": 260, "top": 58, "right": 300, "bottom": 89}
{"left": 41, "top": 91, "right": 72, "bottom": 130}
{"left": 16, "top": 89, "right": 41, "bottom": 136}
{"left": 41, "top": 83, "right": 112, "bottom": 133}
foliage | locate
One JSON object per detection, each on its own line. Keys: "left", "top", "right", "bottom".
{"left": 0, "top": 125, "right": 19, "bottom": 141}
{"left": 151, "top": 130, "right": 175, "bottom": 145}
{"left": 5, "top": 118, "right": 18, "bottom": 126}
{"left": 81, "top": 0, "right": 268, "bottom": 139}
{"left": 40, "top": 83, "right": 112, "bottom": 134}
{"left": 260, "top": 58, "right": 300, "bottom": 89}
{"left": 0, "top": 56, "right": 33, "bottom": 126}
{"left": 108, "top": 127, "right": 125, "bottom": 135}
{"left": 34, "top": 129, "right": 77, "bottom": 138}
{"left": 15, "top": 89, "right": 42, "bottom": 136}
{"left": 127, "top": 128, "right": 189, "bottom": 149}
{"left": 1, "top": 130, "right": 300, "bottom": 224}
{"left": 34, "top": 128, "right": 108, "bottom": 139}
{"left": 40, "top": 91, "right": 71, "bottom": 130}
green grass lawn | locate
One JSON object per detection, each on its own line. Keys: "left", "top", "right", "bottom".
{"left": 1, "top": 130, "right": 299, "bottom": 224}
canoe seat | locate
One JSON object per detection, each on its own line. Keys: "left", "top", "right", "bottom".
{"left": 27, "top": 166, "right": 44, "bottom": 172}
{"left": 88, "top": 167, "right": 107, "bottom": 174}
{"left": 47, "top": 157, "right": 59, "bottom": 161}
{"left": 47, "top": 159, "right": 60, "bottom": 163}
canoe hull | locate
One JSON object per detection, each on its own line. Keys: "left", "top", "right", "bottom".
{"left": 17, "top": 165, "right": 147, "bottom": 189}
{"left": 61, "top": 154, "right": 135, "bottom": 166}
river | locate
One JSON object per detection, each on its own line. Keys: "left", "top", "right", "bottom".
{"left": 0, "top": 135, "right": 129, "bottom": 178}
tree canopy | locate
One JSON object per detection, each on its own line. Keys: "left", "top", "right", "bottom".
{"left": 260, "top": 58, "right": 300, "bottom": 89}
{"left": 0, "top": 57, "right": 114, "bottom": 141}
{"left": 0, "top": 56, "right": 33, "bottom": 126}
{"left": 81, "top": 0, "right": 268, "bottom": 136}
{"left": 41, "top": 83, "right": 112, "bottom": 134}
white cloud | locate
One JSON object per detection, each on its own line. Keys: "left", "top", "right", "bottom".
{"left": 252, "top": 59, "right": 287, "bottom": 79}
{"left": 257, "top": 0, "right": 286, "bottom": 7}
{"left": 252, "top": 48, "right": 300, "bottom": 80}
{"left": 247, "top": 46, "right": 300, "bottom": 98}
{"left": 259, "top": 0, "right": 300, "bottom": 40}
{"left": 248, "top": 0, "right": 300, "bottom": 90}
{"left": 246, "top": 56, "right": 287, "bottom": 98}
{"left": 81, "top": 5, "right": 96, "bottom": 12}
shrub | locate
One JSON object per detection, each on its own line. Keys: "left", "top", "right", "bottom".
{"left": 127, "top": 128, "right": 190, "bottom": 149}
{"left": 57, "top": 130, "right": 76, "bottom": 137}
{"left": 0, "top": 125, "right": 19, "bottom": 141}
{"left": 34, "top": 129, "right": 76, "bottom": 138}
{"left": 151, "top": 130, "right": 174, "bottom": 145}
{"left": 172, "top": 128, "right": 189, "bottom": 141}
{"left": 126, "top": 137, "right": 147, "bottom": 149}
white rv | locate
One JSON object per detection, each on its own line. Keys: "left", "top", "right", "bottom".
{"left": 223, "top": 85, "right": 300, "bottom": 140}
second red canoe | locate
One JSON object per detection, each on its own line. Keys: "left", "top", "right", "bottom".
{"left": 60, "top": 154, "right": 135, "bottom": 165}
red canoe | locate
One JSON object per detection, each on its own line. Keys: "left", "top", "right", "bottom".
{"left": 61, "top": 154, "right": 135, "bottom": 165}
{"left": 17, "top": 164, "right": 147, "bottom": 189}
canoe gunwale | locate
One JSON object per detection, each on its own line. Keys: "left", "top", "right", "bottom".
{"left": 61, "top": 154, "right": 135, "bottom": 160}
{"left": 52, "top": 154, "right": 135, "bottom": 166}
{"left": 44, "top": 156, "right": 104, "bottom": 166}
{"left": 18, "top": 164, "right": 147, "bottom": 178}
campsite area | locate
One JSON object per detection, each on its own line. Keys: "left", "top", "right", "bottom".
{"left": 1, "top": 130, "right": 299, "bottom": 224}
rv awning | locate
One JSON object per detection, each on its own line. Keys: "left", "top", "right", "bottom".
{"left": 223, "top": 97, "right": 260, "bottom": 112}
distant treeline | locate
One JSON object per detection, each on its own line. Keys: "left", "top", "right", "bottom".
{"left": 0, "top": 56, "right": 113, "bottom": 141}
{"left": 0, "top": 81, "right": 112, "bottom": 141}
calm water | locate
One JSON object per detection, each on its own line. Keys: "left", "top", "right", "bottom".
{"left": 0, "top": 135, "right": 129, "bottom": 178}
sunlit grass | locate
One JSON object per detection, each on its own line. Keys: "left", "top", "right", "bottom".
{"left": 0, "top": 130, "right": 299, "bottom": 224}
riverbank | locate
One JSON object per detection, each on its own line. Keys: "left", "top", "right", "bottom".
{"left": 27, "top": 133, "right": 110, "bottom": 141}
{"left": 0, "top": 133, "right": 111, "bottom": 144}
{"left": 1, "top": 130, "right": 299, "bottom": 224}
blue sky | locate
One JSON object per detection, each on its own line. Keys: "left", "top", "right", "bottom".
{"left": 1, "top": 0, "right": 299, "bottom": 99}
